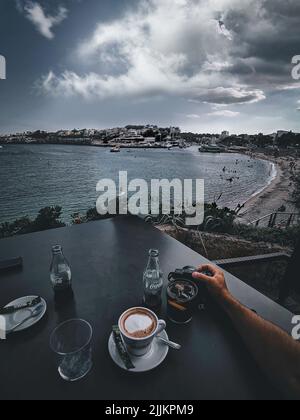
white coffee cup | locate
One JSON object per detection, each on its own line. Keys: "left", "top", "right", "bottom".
{"left": 119, "top": 307, "right": 166, "bottom": 357}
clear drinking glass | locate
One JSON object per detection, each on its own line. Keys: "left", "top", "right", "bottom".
{"left": 50, "top": 319, "right": 93, "bottom": 382}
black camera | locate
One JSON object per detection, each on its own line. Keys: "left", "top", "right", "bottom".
{"left": 168, "top": 266, "right": 197, "bottom": 282}
{"left": 168, "top": 266, "right": 209, "bottom": 307}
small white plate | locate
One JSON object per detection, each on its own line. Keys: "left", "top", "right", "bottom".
{"left": 3, "top": 296, "right": 47, "bottom": 333}
{"left": 108, "top": 330, "right": 169, "bottom": 373}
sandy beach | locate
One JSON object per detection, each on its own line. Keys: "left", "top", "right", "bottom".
{"left": 238, "top": 152, "right": 299, "bottom": 225}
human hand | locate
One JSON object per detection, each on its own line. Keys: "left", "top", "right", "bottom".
{"left": 192, "top": 264, "right": 231, "bottom": 304}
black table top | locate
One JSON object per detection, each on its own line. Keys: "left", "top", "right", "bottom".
{"left": 0, "top": 216, "right": 294, "bottom": 400}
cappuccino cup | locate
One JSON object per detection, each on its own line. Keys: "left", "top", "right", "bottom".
{"left": 119, "top": 307, "right": 166, "bottom": 357}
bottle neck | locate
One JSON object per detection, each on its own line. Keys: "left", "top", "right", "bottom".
{"left": 147, "top": 250, "right": 159, "bottom": 270}
{"left": 52, "top": 245, "right": 63, "bottom": 256}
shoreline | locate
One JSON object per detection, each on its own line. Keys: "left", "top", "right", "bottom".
{"left": 249, "top": 161, "right": 278, "bottom": 200}
{"left": 0, "top": 141, "right": 170, "bottom": 150}
{"left": 238, "top": 152, "right": 298, "bottom": 224}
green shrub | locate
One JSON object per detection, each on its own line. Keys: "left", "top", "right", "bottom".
{"left": 0, "top": 202, "right": 299, "bottom": 250}
{"left": 0, "top": 206, "right": 65, "bottom": 239}
{"left": 201, "top": 203, "right": 236, "bottom": 233}
{"left": 71, "top": 207, "right": 116, "bottom": 225}
{"left": 34, "top": 206, "right": 65, "bottom": 231}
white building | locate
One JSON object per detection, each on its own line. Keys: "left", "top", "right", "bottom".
{"left": 221, "top": 131, "right": 230, "bottom": 140}
{"left": 276, "top": 130, "right": 289, "bottom": 139}
{"left": 145, "top": 137, "right": 156, "bottom": 144}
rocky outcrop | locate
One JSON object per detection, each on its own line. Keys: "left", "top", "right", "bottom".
{"left": 157, "top": 225, "right": 292, "bottom": 261}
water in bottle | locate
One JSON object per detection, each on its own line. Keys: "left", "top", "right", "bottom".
{"left": 50, "top": 245, "right": 72, "bottom": 292}
{"left": 143, "top": 249, "right": 163, "bottom": 311}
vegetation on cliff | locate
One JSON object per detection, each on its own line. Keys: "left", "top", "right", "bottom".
{"left": 0, "top": 203, "right": 299, "bottom": 250}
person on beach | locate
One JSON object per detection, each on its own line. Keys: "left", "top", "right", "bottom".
{"left": 193, "top": 264, "right": 300, "bottom": 400}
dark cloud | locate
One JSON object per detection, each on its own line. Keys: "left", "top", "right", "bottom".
{"left": 223, "top": 0, "right": 300, "bottom": 90}
{"left": 1, "top": 0, "right": 300, "bottom": 134}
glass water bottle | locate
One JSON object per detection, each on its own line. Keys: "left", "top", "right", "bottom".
{"left": 143, "top": 249, "right": 164, "bottom": 311}
{"left": 50, "top": 245, "right": 72, "bottom": 292}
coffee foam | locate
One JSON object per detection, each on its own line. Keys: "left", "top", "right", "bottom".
{"left": 122, "top": 309, "right": 156, "bottom": 338}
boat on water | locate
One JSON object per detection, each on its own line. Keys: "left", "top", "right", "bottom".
{"left": 199, "top": 144, "right": 225, "bottom": 153}
{"left": 110, "top": 146, "right": 121, "bottom": 153}
{"left": 165, "top": 142, "right": 174, "bottom": 150}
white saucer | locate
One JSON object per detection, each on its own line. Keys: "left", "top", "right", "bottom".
{"left": 108, "top": 330, "right": 169, "bottom": 373}
{"left": 3, "top": 296, "right": 47, "bottom": 333}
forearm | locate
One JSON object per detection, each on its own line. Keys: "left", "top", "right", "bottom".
{"left": 221, "top": 292, "right": 300, "bottom": 399}
{"left": 192, "top": 264, "right": 300, "bottom": 398}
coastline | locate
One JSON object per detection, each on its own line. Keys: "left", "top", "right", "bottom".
{"left": 249, "top": 160, "right": 278, "bottom": 200}
{"left": 238, "top": 152, "right": 298, "bottom": 224}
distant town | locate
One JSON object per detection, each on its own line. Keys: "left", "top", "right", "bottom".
{"left": 0, "top": 125, "right": 300, "bottom": 152}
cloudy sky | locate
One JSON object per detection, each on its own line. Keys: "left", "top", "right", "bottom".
{"left": 0, "top": 0, "right": 300, "bottom": 134}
